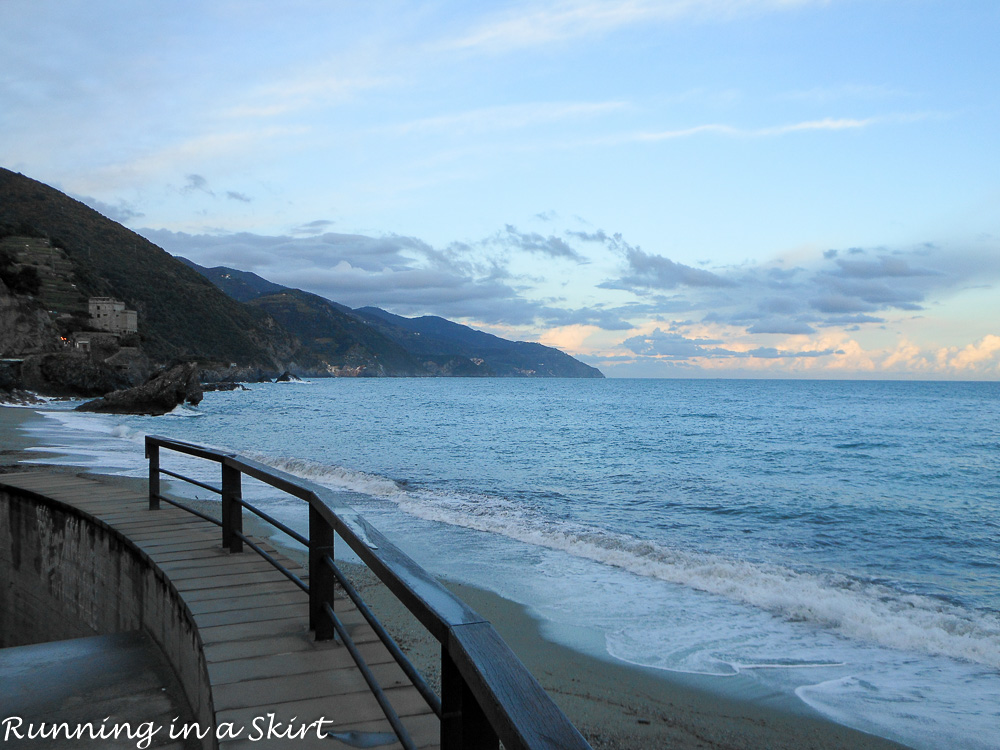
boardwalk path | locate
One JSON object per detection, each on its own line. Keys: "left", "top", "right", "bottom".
{"left": 0, "top": 470, "right": 438, "bottom": 750}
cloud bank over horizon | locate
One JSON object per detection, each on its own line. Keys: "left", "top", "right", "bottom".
{"left": 138, "top": 219, "right": 1000, "bottom": 379}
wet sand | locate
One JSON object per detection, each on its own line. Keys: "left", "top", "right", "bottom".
{"left": 0, "top": 404, "right": 911, "bottom": 749}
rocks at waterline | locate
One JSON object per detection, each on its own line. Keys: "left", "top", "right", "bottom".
{"left": 76, "top": 362, "right": 203, "bottom": 416}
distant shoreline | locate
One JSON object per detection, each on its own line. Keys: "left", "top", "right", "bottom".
{"left": 0, "top": 404, "right": 910, "bottom": 749}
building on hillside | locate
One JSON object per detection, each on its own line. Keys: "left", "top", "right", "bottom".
{"left": 72, "top": 330, "right": 121, "bottom": 355}
{"left": 89, "top": 297, "right": 137, "bottom": 334}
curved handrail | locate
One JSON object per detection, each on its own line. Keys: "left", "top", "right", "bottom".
{"left": 144, "top": 434, "right": 591, "bottom": 750}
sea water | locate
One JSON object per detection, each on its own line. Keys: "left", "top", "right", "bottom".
{"left": 16, "top": 379, "right": 1000, "bottom": 749}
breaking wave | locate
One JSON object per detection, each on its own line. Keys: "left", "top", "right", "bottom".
{"left": 243, "top": 452, "right": 1000, "bottom": 670}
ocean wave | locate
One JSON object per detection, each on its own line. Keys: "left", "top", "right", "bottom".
{"left": 165, "top": 404, "right": 204, "bottom": 417}
{"left": 248, "top": 450, "right": 1000, "bottom": 669}
{"left": 110, "top": 424, "right": 148, "bottom": 444}
{"left": 243, "top": 452, "right": 403, "bottom": 497}
{"left": 367, "top": 481, "right": 1000, "bottom": 669}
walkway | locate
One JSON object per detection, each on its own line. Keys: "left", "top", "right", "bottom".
{"left": 0, "top": 471, "right": 438, "bottom": 750}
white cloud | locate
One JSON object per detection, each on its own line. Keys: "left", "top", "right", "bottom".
{"left": 947, "top": 335, "right": 1000, "bottom": 371}
{"left": 442, "top": 0, "right": 829, "bottom": 53}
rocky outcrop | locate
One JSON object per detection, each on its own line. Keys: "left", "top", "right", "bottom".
{"left": 20, "top": 352, "right": 132, "bottom": 397}
{"left": 0, "top": 279, "right": 61, "bottom": 357}
{"left": 275, "top": 370, "right": 302, "bottom": 382}
{"left": 76, "top": 363, "right": 203, "bottom": 416}
{"left": 202, "top": 381, "right": 250, "bottom": 392}
{"left": 103, "top": 346, "right": 152, "bottom": 385}
{"left": 199, "top": 364, "right": 277, "bottom": 384}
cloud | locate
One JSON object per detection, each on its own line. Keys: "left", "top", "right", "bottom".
{"left": 443, "top": 0, "right": 829, "bottom": 54}
{"left": 623, "top": 329, "right": 725, "bottom": 358}
{"left": 602, "top": 241, "right": 735, "bottom": 291}
{"left": 182, "top": 173, "right": 213, "bottom": 195}
{"left": 623, "top": 328, "right": 838, "bottom": 361}
{"left": 946, "top": 335, "right": 1000, "bottom": 371}
{"left": 746, "top": 319, "right": 816, "bottom": 335}
{"left": 566, "top": 229, "right": 609, "bottom": 243}
{"left": 498, "top": 225, "right": 586, "bottom": 262}
{"left": 539, "top": 324, "right": 600, "bottom": 352}
{"left": 75, "top": 195, "right": 145, "bottom": 224}
{"left": 809, "top": 294, "right": 879, "bottom": 314}
{"left": 630, "top": 117, "right": 883, "bottom": 143}
{"left": 138, "top": 222, "right": 1000, "bottom": 378}
{"left": 541, "top": 306, "right": 635, "bottom": 331}
{"left": 817, "top": 313, "right": 885, "bottom": 327}
{"left": 292, "top": 219, "right": 336, "bottom": 236}
{"left": 830, "top": 255, "right": 939, "bottom": 279}
{"left": 226, "top": 191, "right": 251, "bottom": 203}
{"left": 139, "top": 227, "right": 557, "bottom": 326}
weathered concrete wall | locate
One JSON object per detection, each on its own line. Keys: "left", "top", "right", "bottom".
{"left": 0, "top": 485, "right": 215, "bottom": 749}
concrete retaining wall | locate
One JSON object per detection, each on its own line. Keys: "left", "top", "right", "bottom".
{"left": 0, "top": 485, "right": 215, "bottom": 749}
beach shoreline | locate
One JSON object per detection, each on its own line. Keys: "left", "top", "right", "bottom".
{"left": 0, "top": 404, "right": 911, "bottom": 749}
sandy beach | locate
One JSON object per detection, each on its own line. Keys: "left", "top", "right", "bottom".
{"left": 0, "top": 404, "right": 912, "bottom": 749}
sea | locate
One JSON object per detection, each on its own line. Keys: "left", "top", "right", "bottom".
{"left": 14, "top": 378, "right": 1000, "bottom": 749}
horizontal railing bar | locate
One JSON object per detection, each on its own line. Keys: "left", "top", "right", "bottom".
{"left": 323, "top": 601, "right": 417, "bottom": 750}
{"left": 310, "top": 485, "right": 485, "bottom": 642}
{"left": 158, "top": 468, "right": 222, "bottom": 495}
{"left": 323, "top": 553, "right": 442, "bottom": 718}
{"left": 146, "top": 435, "right": 232, "bottom": 462}
{"left": 152, "top": 493, "right": 223, "bottom": 527}
{"left": 233, "top": 531, "right": 309, "bottom": 593}
{"left": 223, "top": 454, "right": 315, "bottom": 501}
{"left": 237, "top": 498, "right": 310, "bottom": 547}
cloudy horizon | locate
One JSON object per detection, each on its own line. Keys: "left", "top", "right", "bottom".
{"left": 3, "top": 1, "right": 998, "bottom": 378}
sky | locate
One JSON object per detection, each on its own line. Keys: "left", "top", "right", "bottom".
{"left": 2, "top": 0, "right": 999, "bottom": 378}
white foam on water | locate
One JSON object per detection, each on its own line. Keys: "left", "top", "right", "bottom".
{"left": 237, "top": 449, "right": 1000, "bottom": 672}
{"left": 164, "top": 404, "right": 204, "bottom": 417}
{"left": 330, "top": 477, "right": 1000, "bottom": 671}
{"left": 244, "top": 452, "right": 404, "bottom": 498}
{"left": 797, "top": 666, "right": 1000, "bottom": 750}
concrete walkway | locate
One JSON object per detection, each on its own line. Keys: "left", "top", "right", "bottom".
{"left": 0, "top": 471, "right": 439, "bottom": 750}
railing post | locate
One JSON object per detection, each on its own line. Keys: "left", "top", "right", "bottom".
{"left": 309, "top": 504, "right": 336, "bottom": 641}
{"left": 441, "top": 648, "right": 498, "bottom": 750}
{"left": 146, "top": 438, "right": 160, "bottom": 510}
{"left": 221, "top": 460, "right": 243, "bottom": 553}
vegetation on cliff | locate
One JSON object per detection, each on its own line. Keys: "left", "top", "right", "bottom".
{"left": 0, "top": 168, "right": 297, "bottom": 367}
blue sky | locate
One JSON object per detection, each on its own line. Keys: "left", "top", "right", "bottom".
{"left": 2, "top": 0, "right": 998, "bottom": 377}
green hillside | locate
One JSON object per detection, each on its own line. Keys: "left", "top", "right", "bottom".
{"left": 0, "top": 169, "right": 296, "bottom": 366}
{"left": 248, "top": 289, "right": 426, "bottom": 375}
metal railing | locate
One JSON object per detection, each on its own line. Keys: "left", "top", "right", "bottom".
{"left": 145, "top": 435, "right": 591, "bottom": 750}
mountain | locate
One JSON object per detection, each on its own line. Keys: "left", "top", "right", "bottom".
{"left": 179, "top": 258, "right": 426, "bottom": 375}
{"left": 184, "top": 260, "right": 604, "bottom": 378}
{"left": 245, "top": 289, "right": 426, "bottom": 376}
{"left": 178, "top": 258, "right": 287, "bottom": 303}
{"left": 0, "top": 168, "right": 296, "bottom": 367}
{"left": 354, "top": 307, "right": 604, "bottom": 378}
